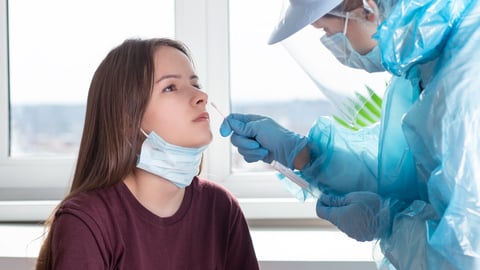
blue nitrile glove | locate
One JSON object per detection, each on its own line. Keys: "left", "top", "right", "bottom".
{"left": 219, "top": 113, "right": 308, "bottom": 169}
{"left": 316, "top": 192, "right": 405, "bottom": 242}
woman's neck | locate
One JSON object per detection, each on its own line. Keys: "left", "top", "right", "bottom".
{"left": 123, "top": 170, "right": 186, "bottom": 218}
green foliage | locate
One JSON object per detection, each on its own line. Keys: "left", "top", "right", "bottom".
{"left": 333, "top": 85, "right": 384, "bottom": 131}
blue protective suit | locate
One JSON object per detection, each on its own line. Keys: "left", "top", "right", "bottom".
{"left": 300, "top": 0, "right": 480, "bottom": 269}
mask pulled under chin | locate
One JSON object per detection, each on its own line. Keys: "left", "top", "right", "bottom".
{"left": 320, "top": 33, "right": 385, "bottom": 73}
{"left": 136, "top": 130, "right": 208, "bottom": 188}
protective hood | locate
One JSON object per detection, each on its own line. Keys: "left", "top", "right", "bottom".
{"left": 375, "top": 0, "right": 472, "bottom": 76}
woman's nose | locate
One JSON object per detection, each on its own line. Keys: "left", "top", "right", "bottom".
{"left": 193, "top": 89, "right": 208, "bottom": 105}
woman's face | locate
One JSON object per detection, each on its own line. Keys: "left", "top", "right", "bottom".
{"left": 311, "top": 7, "right": 378, "bottom": 55}
{"left": 141, "top": 46, "right": 212, "bottom": 148}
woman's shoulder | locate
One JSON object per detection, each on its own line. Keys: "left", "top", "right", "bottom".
{"left": 195, "top": 177, "right": 234, "bottom": 197}
{"left": 193, "top": 177, "right": 241, "bottom": 210}
{"left": 57, "top": 182, "right": 124, "bottom": 222}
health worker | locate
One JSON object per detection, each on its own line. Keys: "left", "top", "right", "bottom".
{"left": 220, "top": 0, "right": 480, "bottom": 269}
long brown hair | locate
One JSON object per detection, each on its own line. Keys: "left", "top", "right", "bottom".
{"left": 35, "top": 38, "right": 193, "bottom": 270}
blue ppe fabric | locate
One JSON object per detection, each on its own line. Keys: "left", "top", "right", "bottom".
{"left": 219, "top": 114, "right": 308, "bottom": 169}
{"left": 377, "top": 76, "right": 420, "bottom": 201}
{"left": 301, "top": 116, "right": 380, "bottom": 195}
{"left": 300, "top": 0, "right": 480, "bottom": 268}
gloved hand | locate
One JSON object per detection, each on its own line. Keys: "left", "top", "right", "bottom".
{"left": 220, "top": 113, "right": 308, "bottom": 169}
{"left": 316, "top": 191, "right": 401, "bottom": 242}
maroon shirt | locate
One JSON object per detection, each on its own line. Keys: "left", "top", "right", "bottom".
{"left": 50, "top": 177, "right": 259, "bottom": 270}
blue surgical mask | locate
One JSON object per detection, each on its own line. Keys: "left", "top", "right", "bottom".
{"left": 321, "top": 33, "right": 385, "bottom": 73}
{"left": 136, "top": 130, "right": 208, "bottom": 188}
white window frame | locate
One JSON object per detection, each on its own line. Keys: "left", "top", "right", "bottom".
{"left": 0, "top": 0, "right": 317, "bottom": 222}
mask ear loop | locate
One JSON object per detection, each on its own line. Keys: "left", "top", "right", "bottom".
{"left": 140, "top": 128, "right": 149, "bottom": 137}
{"left": 343, "top": 12, "right": 350, "bottom": 35}
{"left": 342, "top": 12, "right": 350, "bottom": 59}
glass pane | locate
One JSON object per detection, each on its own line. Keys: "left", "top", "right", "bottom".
{"left": 8, "top": 0, "right": 174, "bottom": 156}
{"left": 229, "top": 0, "right": 391, "bottom": 172}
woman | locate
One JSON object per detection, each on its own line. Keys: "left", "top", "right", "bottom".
{"left": 36, "top": 38, "right": 259, "bottom": 270}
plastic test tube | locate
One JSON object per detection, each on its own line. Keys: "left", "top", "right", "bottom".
{"left": 270, "top": 160, "right": 322, "bottom": 199}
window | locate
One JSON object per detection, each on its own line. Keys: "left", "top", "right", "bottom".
{"left": 0, "top": 0, "right": 390, "bottom": 222}
{"left": 8, "top": 0, "right": 175, "bottom": 156}
{"left": 0, "top": 0, "right": 174, "bottom": 221}
{"left": 216, "top": 0, "right": 390, "bottom": 219}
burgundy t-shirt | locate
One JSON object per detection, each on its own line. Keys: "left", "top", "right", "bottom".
{"left": 50, "top": 177, "right": 259, "bottom": 270}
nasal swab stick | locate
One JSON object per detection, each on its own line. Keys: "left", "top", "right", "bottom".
{"left": 209, "top": 102, "right": 226, "bottom": 119}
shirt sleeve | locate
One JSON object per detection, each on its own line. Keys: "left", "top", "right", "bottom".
{"left": 51, "top": 212, "right": 107, "bottom": 270}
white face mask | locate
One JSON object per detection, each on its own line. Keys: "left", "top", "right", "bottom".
{"left": 321, "top": 33, "right": 385, "bottom": 73}
{"left": 136, "top": 130, "right": 208, "bottom": 188}
{"left": 320, "top": 12, "right": 385, "bottom": 73}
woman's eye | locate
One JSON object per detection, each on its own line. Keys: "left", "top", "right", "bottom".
{"left": 163, "top": 84, "right": 177, "bottom": 92}
{"left": 193, "top": 83, "right": 202, "bottom": 89}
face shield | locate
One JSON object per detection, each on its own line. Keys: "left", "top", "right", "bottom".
{"left": 268, "top": 0, "right": 376, "bottom": 45}
{"left": 327, "top": 0, "right": 376, "bottom": 20}
{"left": 270, "top": 0, "right": 383, "bottom": 72}
{"left": 270, "top": 0, "right": 390, "bottom": 129}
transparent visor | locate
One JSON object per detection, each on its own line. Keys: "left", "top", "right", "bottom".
{"left": 277, "top": 1, "right": 388, "bottom": 129}
{"left": 326, "top": 0, "right": 378, "bottom": 24}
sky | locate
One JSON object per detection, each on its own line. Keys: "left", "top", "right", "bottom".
{"left": 8, "top": 0, "right": 390, "bottom": 105}
{"left": 8, "top": 0, "right": 174, "bottom": 105}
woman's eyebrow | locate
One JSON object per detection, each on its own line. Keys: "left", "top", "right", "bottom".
{"left": 155, "top": 74, "right": 199, "bottom": 83}
{"left": 155, "top": 74, "right": 180, "bottom": 84}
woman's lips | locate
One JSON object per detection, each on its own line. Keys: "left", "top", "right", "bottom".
{"left": 193, "top": 112, "right": 210, "bottom": 122}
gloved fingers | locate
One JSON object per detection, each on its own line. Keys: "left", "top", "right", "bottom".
{"left": 219, "top": 117, "right": 233, "bottom": 137}
{"left": 220, "top": 113, "right": 269, "bottom": 137}
{"left": 230, "top": 133, "right": 268, "bottom": 162}
{"left": 315, "top": 198, "right": 336, "bottom": 221}
{"left": 237, "top": 147, "right": 269, "bottom": 163}
{"left": 224, "top": 117, "right": 251, "bottom": 137}
{"left": 319, "top": 193, "right": 347, "bottom": 207}
{"left": 229, "top": 113, "right": 267, "bottom": 122}
{"left": 230, "top": 134, "right": 260, "bottom": 149}
{"left": 344, "top": 191, "right": 382, "bottom": 207}
{"left": 316, "top": 198, "right": 372, "bottom": 242}
{"left": 228, "top": 114, "right": 277, "bottom": 138}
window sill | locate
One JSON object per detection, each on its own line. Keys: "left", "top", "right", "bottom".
{"left": 0, "top": 198, "right": 319, "bottom": 221}
{"left": 0, "top": 224, "right": 378, "bottom": 270}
